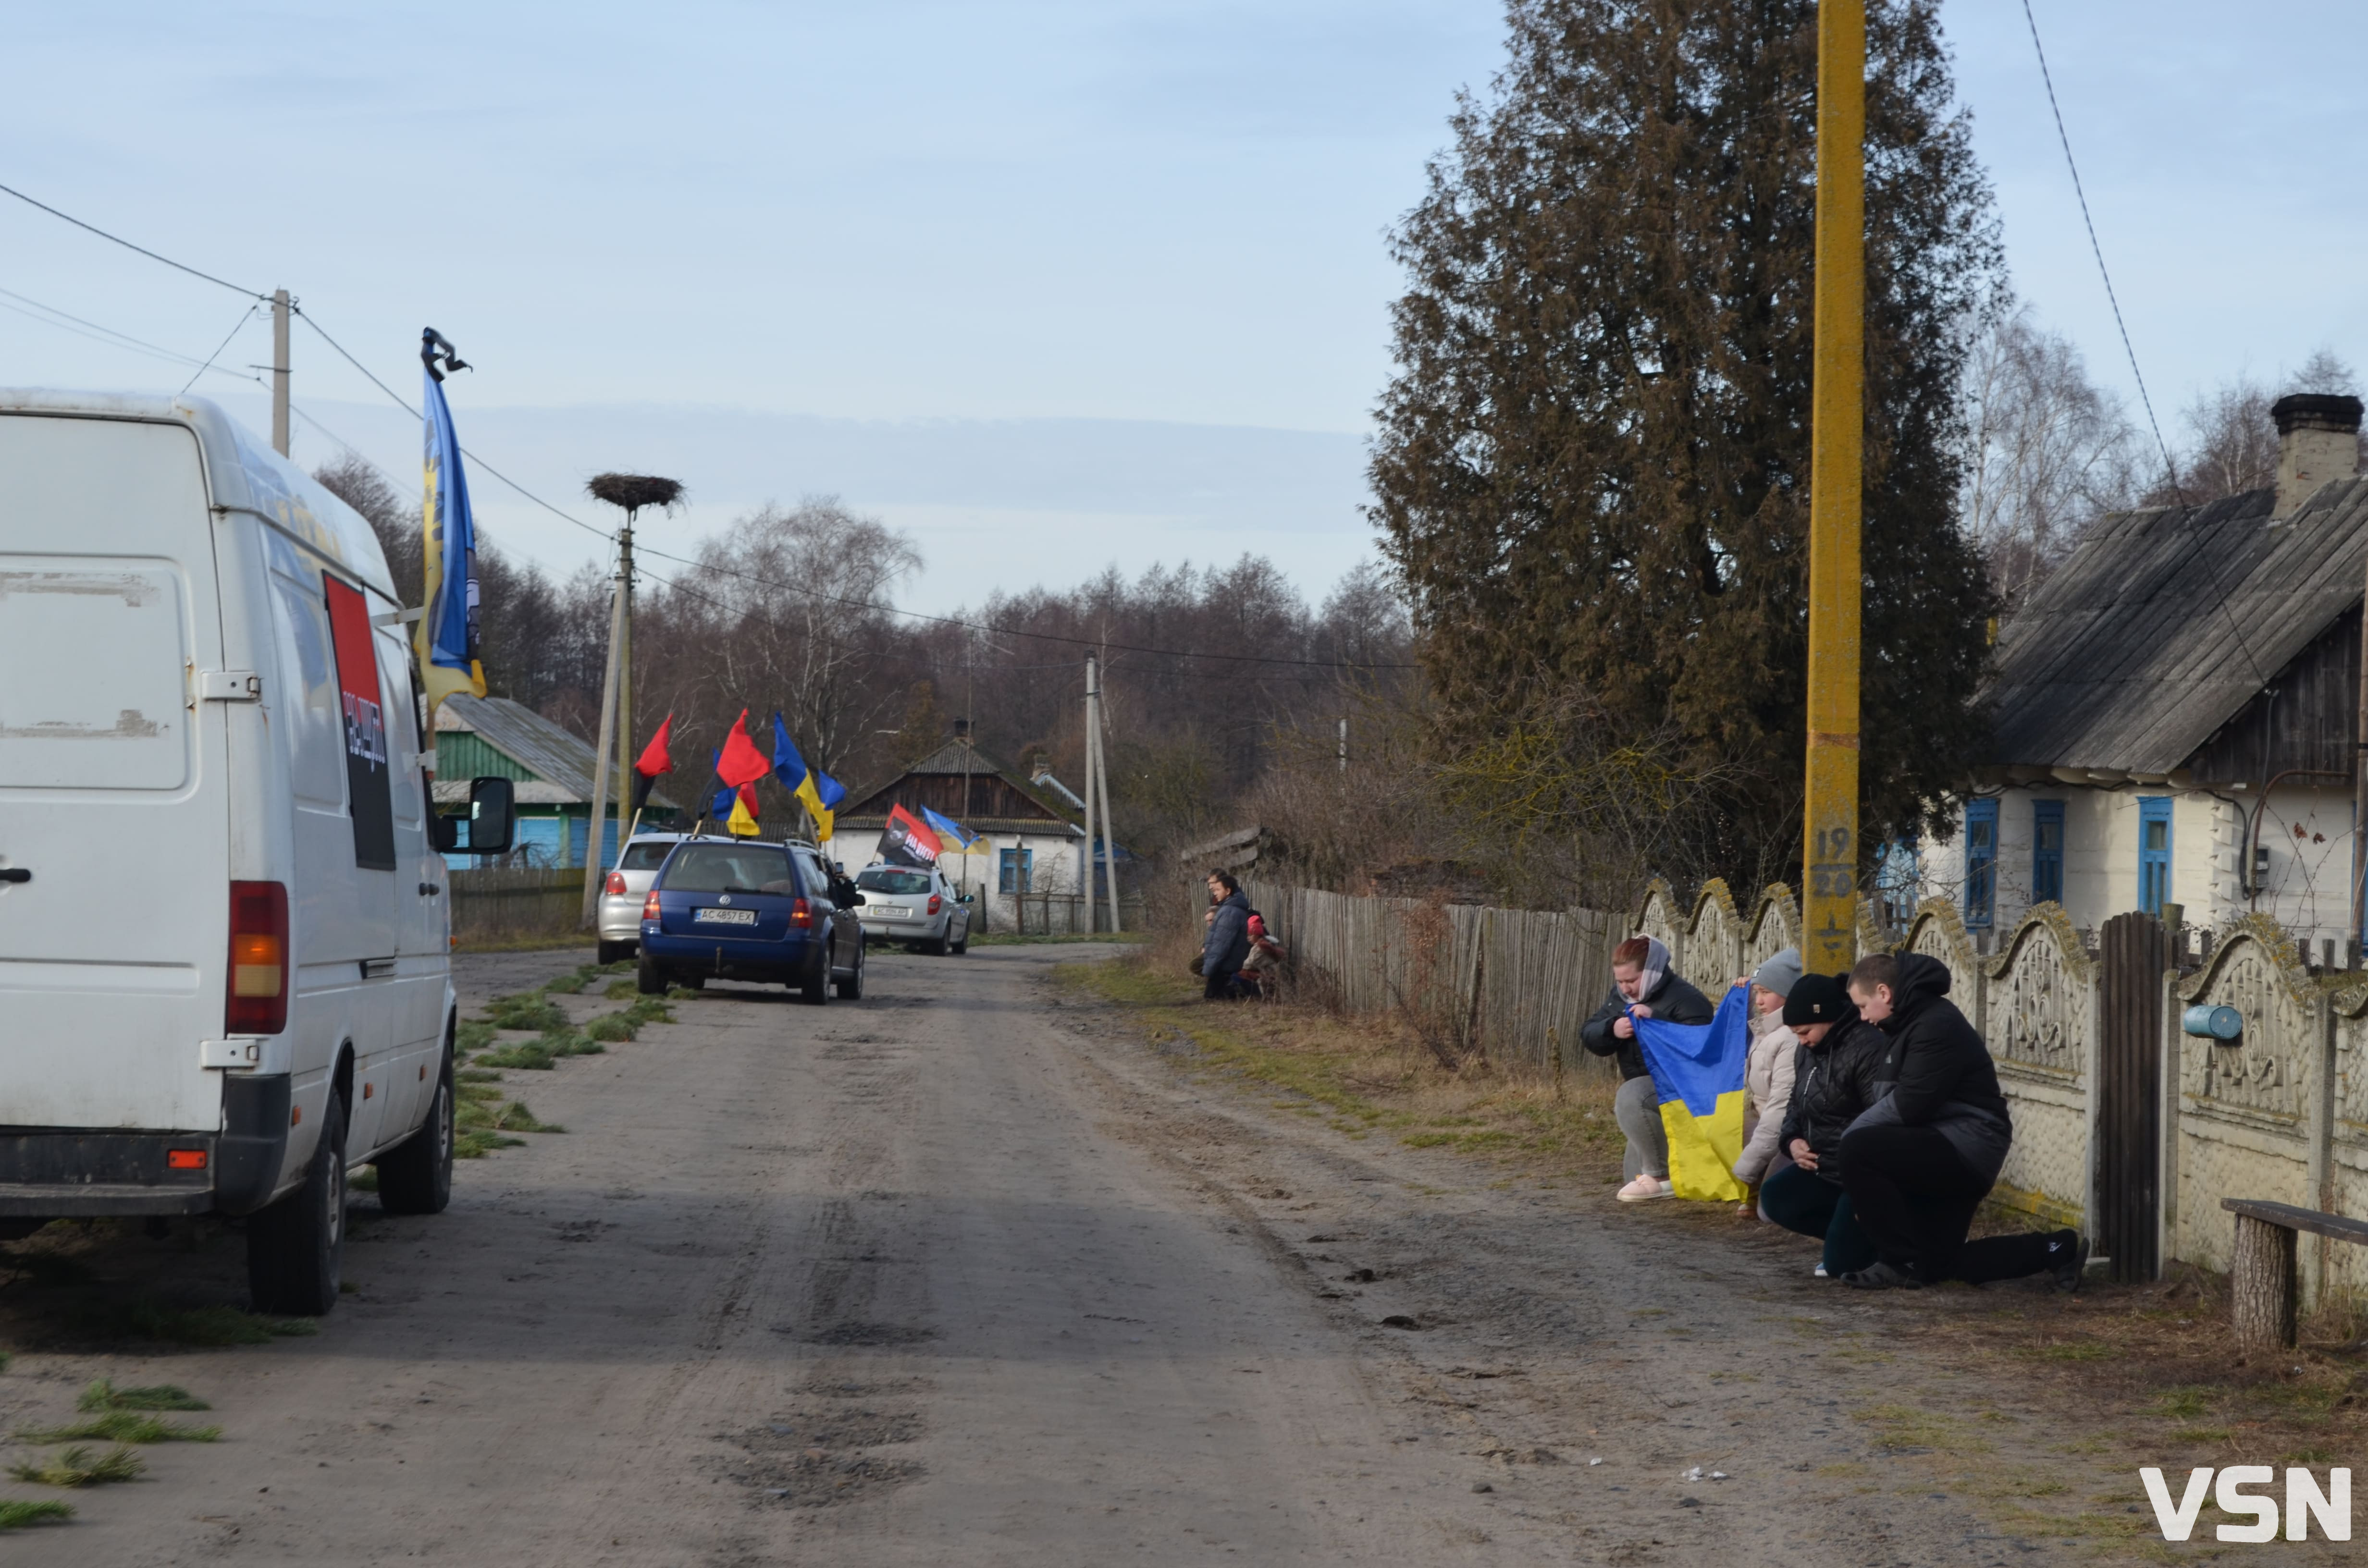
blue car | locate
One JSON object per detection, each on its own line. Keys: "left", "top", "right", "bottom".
{"left": 635, "top": 838, "right": 866, "bottom": 1004}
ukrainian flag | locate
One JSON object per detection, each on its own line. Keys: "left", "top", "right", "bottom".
{"left": 415, "top": 350, "right": 486, "bottom": 722}
{"left": 1630, "top": 985, "right": 1752, "bottom": 1202}
{"left": 771, "top": 714, "right": 837, "bottom": 841}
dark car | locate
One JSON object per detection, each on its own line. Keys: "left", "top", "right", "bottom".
{"left": 635, "top": 839, "right": 866, "bottom": 1004}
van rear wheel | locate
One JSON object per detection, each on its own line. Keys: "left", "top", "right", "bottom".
{"left": 637, "top": 953, "right": 668, "bottom": 995}
{"left": 248, "top": 1090, "right": 346, "bottom": 1316}
{"left": 375, "top": 1060, "right": 453, "bottom": 1215}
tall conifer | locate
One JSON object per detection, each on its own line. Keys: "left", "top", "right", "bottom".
{"left": 1373, "top": 0, "right": 2001, "bottom": 888}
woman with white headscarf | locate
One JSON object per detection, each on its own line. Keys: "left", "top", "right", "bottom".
{"left": 1579, "top": 934, "right": 1716, "bottom": 1201}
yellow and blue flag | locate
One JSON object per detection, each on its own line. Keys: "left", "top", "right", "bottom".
{"left": 415, "top": 331, "right": 485, "bottom": 723}
{"left": 1630, "top": 984, "right": 1752, "bottom": 1201}
{"left": 920, "top": 806, "right": 976, "bottom": 850}
{"left": 770, "top": 714, "right": 837, "bottom": 841}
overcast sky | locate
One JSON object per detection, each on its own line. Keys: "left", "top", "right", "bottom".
{"left": 2, "top": 3, "right": 2361, "bottom": 611}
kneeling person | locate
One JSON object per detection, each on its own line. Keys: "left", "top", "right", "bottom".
{"left": 1759, "top": 973, "right": 1888, "bottom": 1278}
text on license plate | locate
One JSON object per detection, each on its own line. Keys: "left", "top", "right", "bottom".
{"left": 693, "top": 907, "right": 757, "bottom": 925}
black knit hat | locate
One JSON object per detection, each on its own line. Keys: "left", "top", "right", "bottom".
{"left": 1783, "top": 972, "right": 1852, "bottom": 1027}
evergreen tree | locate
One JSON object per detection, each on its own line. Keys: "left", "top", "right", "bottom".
{"left": 1372, "top": 0, "right": 2002, "bottom": 890}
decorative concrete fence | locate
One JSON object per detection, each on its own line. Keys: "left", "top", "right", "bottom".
{"left": 1240, "top": 871, "right": 2365, "bottom": 1302}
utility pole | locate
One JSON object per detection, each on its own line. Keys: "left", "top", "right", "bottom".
{"left": 1803, "top": 0, "right": 1866, "bottom": 974}
{"left": 580, "top": 546, "right": 627, "bottom": 927}
{"left": 1338, "top": 715, "right": 1348, "bottom": 773}
{"left": 1082, "top": 657, "right": 1099, "bottom": 936}
{"left": 613, "top": 521, "right": 634, "bottom": 862}
{"left": 270, "top": 289, "right": 290, "bottom": 457}
{"left": 1095, "top": 662, "right": 1121, "bottom": 933}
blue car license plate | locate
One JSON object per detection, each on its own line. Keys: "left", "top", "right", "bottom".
{"left": 693, "top": 907, "right": 757, "bottom": 925}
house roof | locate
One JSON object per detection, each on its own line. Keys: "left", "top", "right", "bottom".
{"left": 433, "top": 694, "right": 679, "bottom": 809}
{"left": 837, "top": 737, "right": 1082, "bottom": 837}
{"left": 1985, "top": 478, "right": 2368, "bottom": 773}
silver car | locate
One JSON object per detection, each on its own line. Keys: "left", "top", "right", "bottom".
{"left": 855, "top": 864, "right": 973, "bottom": 954}
{"left": 596, "top": 833, "right": 693, "bottom": 964}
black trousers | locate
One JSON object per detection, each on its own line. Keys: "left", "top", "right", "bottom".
{"left": 1758, "top": 1162, "right": 1875, "bottom": 1276}
{"left": 1837, "top": 1124, "right": 2062, "bottom": 1284}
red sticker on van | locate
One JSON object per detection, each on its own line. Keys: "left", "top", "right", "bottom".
{"left": 323, "top": 574, "right": 397, "bottom": 871}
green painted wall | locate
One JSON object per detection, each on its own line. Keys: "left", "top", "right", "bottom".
{"left": 437, "top": 731, "right": 534, "bottom": 782}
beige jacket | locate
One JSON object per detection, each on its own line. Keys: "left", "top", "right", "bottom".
{"left": 1733, "top": 1009, "right": 1800, "bottom": 1183}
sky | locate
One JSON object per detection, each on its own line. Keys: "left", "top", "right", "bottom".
{"left": 2, "top": 3, "right": 2363, "bottom": 612}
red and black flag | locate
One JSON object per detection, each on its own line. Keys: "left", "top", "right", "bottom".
{"left": 631, "top": 712, "right": 674, "bottom": 815}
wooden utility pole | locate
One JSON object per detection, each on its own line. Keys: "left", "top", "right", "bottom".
{"left": 270, "top": 289, "right": 290, "bottom": 457}
{"left": 1803, "top": 0, "right": 1866, "bottom": 974}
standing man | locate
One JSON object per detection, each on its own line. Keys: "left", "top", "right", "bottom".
{"left": 1580, "top": 935, "right": 1716, "bottom": 1201}
{"left": 1201, "top": 870, "right": 1252, "bottom": 1002}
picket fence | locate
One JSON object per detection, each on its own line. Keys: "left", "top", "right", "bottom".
{"left": 1242, "top": 873, "right": 2368, "bottom": 1304}
{"left": 448, "top": 866, "right": 586, "bottom": 945}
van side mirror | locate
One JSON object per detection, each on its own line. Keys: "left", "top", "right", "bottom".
{"left": 467, "top": 776, "right": 516, "bottom": 855}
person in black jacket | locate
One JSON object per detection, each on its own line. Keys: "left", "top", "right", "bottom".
{"left": 1579, "top": 935, "right": 1715, "bottom": 1201}
{"left": 1759, "top": 973, "right": 1889, "bottom": 1277}
{"left": 1200, "top": 871, "right": 1252, "bottom": 1001}
{"left": 1835, "top": 952, "right": 2088, "bottom": 1291}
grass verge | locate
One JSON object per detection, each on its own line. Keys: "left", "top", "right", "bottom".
{"left": 0, "top": 1500, "right": 73, "bottom": 1528}
{"left": 18, "top": 1412, "right": 219, "bottom": 1444}
{"left": 8, "top": 1446, "right": 143, "bottom": 1486}
{"left": 80, "top": 1380, "right": 209, "bottom": 1412}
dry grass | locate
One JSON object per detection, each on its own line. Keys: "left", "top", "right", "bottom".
{"left": 17, "top": 1411, "right": 219, "bottom": 1444}
{"left": 1058, "top": 944, "right": 1625, "bottom": 1182}
{"left": 0, "top": 1500, "right": 73, "bottom": 1529}
{"left": 78, "top": 1380, "right": 208, "bottom": 1412}
{"left": 8, "top": 1445, "right": 143, "bottom": 1486}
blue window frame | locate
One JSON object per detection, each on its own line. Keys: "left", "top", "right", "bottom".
{"left": 2138, "top": 796, "right": 2172, "bottom": 916}
{"left": 999, "top": 846, "right": 1033, "bottom": 894}
{"left": 1963, "top": 798, "right": 1998, "bottom": 928}
{"left": 2031, "top": 800, "right": 2065, "bottom": 907}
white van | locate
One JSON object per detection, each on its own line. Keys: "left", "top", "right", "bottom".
{"left": 0, "top": 391, "right": 516, "bottom": 1314}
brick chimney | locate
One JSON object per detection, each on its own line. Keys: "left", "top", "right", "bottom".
{"left": 2270, "top": 392, "right": 2363, "bottom": 517}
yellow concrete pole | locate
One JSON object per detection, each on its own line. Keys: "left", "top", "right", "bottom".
{"left": 1804, "top": 0, "right": 1865, "bottom": 974}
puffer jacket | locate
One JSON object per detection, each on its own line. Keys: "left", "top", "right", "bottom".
{"left": 1774, "top": 1005, "right": 1894, "bottom": 1184}
{"left": 1861, "top": 952, "right": 2012, "bottom": 1179}
{"left": 1732, "top": 1011, "right": 1800, "bottom": 1183}
{"left": 1202, "top": 890, "right": 1252, "bottom": 980}
{"left": 1578, "top": 969, "right": 1715, "bottom": 1081}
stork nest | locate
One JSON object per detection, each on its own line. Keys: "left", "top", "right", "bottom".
{"left": 586, "top": 473, "right": 685, "bottom": 515}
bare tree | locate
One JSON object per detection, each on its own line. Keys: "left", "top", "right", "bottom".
{"left": 1959, "top": 308, "right": 2136, "bottom": 611}
{"left": 2145, "top": 348, "right": 2360, "bottom": 507}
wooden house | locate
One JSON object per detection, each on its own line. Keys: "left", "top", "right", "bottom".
{"left": 1922, "top": 393, "right": 2368, "bottom": 957}
{"left": 833, "top": 723, "right": 1084, "bottom": 928}
{"left": 432, "top": 694, "right": 679, "bottom": 870}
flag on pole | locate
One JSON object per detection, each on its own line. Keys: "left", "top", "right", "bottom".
{"left": 1628, "top": 985, "right": 1754, "bottom": 1202}
{"left": 725, "top": 783, "right": 761, "bottom": 837}
{"left": 716, "top": 710, "right": 770, "bottom": 790}
{"left": 880, "top": 804, "right": 942, "bottom": 869}
{"left": 415, "top": 334, "right": 485, "bottom": 723}
{"left": 769, "top": 713, "right": 838, "bottom": 841}
{"left": 630, "top": 712, "right": 674, "bottom": 815}
{"left": 920, "top": 806, "right": 977, "bottom": 851}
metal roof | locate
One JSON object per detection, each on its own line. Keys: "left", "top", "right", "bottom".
{"left": 433, "top": 694, "right": 679, "bottom": 809}
{"left": 1985, "top": 478, "right": 2368, "bottom": 772}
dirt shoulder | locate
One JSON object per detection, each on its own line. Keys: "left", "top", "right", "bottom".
{"left": 1049, "top": 954, "right": 2367, "bottom": 1563}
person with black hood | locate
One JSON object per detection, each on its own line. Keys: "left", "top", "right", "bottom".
{"left": 1758, "top": 972, "right": 1891, "bottom": 1277}
{"left": 1834, "top": 952, "right": 2089, "bottom": 1291}
{"left": 1579, "top": 935, "right": 1716, "bottom": 1201}
{"left": 1200, "top": 870, "right": 1252, "bottom": 1001}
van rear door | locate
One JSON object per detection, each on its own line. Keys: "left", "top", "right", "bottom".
{"left": 0, "top": 415, "right": 228, "bottom": 1132}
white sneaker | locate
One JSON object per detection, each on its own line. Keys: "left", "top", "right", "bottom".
{"left": 1616, "top": 1176, "right": 1675, "bottom": 1203}
{"left": 1814, "top": 1263, "right": 1829, "bottom": 1278}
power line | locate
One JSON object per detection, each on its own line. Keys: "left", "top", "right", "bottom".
{"left": 0, "top": 179, "right": 265, "bottom": 299}
{"left": 0, "top": 179, "right": 1406, "bottom": 673}
{"left": 2019, "top": 0, "right": 2181, "bottom": 502}
{"left": 179, "top": 303, "right": 259, "bottom": 397}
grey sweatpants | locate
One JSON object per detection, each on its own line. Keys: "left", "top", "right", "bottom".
{"left": 1615, "top": 1073, "right": 1669, "bottom": 1181}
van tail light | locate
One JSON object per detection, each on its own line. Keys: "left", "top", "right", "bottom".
{"left": 790, "top": 896, "right": 813, "bottom": 929}
{"left": 927, "top": 894, "right": 942, "bottom": 915}
{"left": 642, "top": 891, "right": 662, "bottom": 920}
{"left": 226, "top": 881, "right": 289, "bottom": 1035}
{"left": 605, "top": 871, "right": 628, "bottom": 895}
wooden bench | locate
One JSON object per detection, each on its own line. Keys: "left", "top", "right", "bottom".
{"left": 2220, "top": 1198, "right": 2368, "bottom": 1349}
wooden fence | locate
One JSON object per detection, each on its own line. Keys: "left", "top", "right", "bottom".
{"left": 448, "top": 867, "right": 587, "bottom": 946}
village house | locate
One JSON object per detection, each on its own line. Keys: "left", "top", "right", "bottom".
{"left": 431, "top": 694, "right": 679, "bottom": 870}
{"left": 831, "top": 723, "right": 1085, "bottom": 930}
{"left": 1921, "top": 393, "right": 2368, "bottom": 961}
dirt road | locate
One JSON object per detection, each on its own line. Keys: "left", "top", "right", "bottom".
{"left": 0, "top": 944, "right": 2210, "bottom": 1564}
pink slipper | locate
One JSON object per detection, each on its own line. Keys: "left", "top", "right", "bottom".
{"left": 1616, "top": 1175, "right": 1674, "bottom": 1203}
